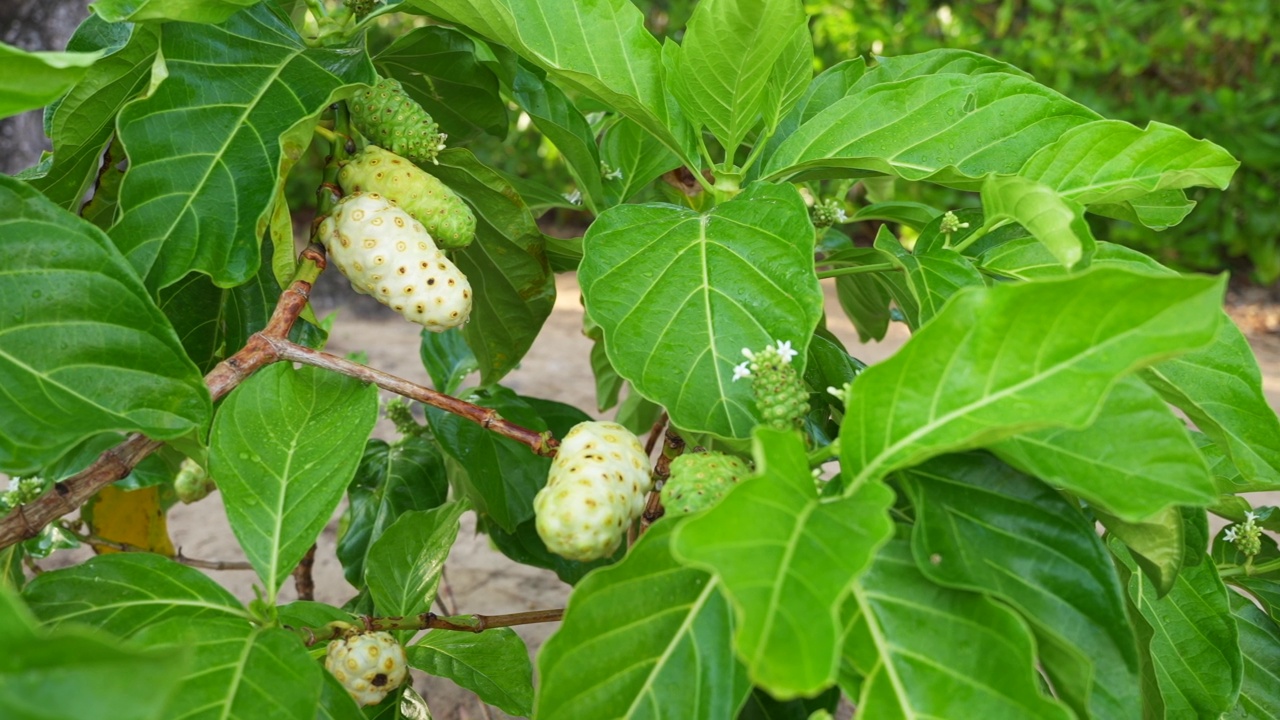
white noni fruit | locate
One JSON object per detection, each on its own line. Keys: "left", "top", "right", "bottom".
{"left": 318, "top": 192, "right": 471, "bottom": 331}
{"left": 324, "top": 631, "right": 409, "bottom": 707}
{"left": 534, "top": 421, "right": 652, "bottom": 561}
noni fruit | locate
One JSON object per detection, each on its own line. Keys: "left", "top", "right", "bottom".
{"left": 734, "top": 340, "right": 809, "bottom": 431}
{"left": 660, "top": 451, "right": 749, "bottom": 515}
{"left": 349, "top": 77, "right": 446, "bottom": 166}
{"left": 534, "top": 421, "right": 651, "bottom": 561}
{"left": 325, "top": 631, "right": 408, "bottom": 707}
{"left": 339, "top": 145, "right": 476, "bottom": 249}
{"left": 318, "top": 192, "right": 471, "bottom": 330}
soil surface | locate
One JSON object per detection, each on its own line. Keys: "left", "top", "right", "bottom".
{"left": 37, "top": 272, "right": 1280, "bottom": 719}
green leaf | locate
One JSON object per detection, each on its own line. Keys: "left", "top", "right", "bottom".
{"left": 1229, "top": 592, "right": 1280, "bottom": 718}
{"left": 408, "top": 628, "right": 533, "bottom": 717}
{"left": 601, "top": 117, "right": 682, "bottom": 208}
{"left": 23, "top": 553, "right": 246, "bottom": 637}
{"left": 669, "top": 0, "right": 807, "bottom": 151}
{"left": 366, "top": 502, "right": 466, "bottom": 619}
{"left": 759, "top": 19, "right": 814, "bottom": 136}
{"left": 980, "top": 174, "right": 1096, "bottom": 268}
{"left": 1020, "top": 120, "right": 1239, "bottom": 207}
{"left": 849, "top": 49, "right": 1031, "bottom": 93}
{"left": 426, "top": 387, "right": 550, "bottom": 532}
{"left": 506, "top": 62, "right": 606, "bottom": 211}
{"left": 761, "top": 58, "right": 866, "bottom": 161}
{"left": 429, "top": 149, "right": 556, "bottom": 384}
{"left": 418, "top": 327, "right": 478, "bottom": 395}
{"left": 0, "top": 586, "right": 187, "bottom": 720}
{"left": 673, "top": 428, "right": 894, "bottom": 697}
{"left": 838, "top": 267, "right": 1224, "bottom": 490}
{"left": 736, "top": 687, "right": 839, "bottom": 720}
{"left": 1112, "top": 512, "right": 1243, "bottom": 718}
{"left": 580, "top": 182, "right": 823, "bottom": 439}
{"left": 28, "top": 20, "right": 157, "bottom": 210}
{"left": 135, "top": 617, "right": 322, "bottom": 720}
{"left": 91, "top": 0, "right": 259, "bottom": 23}
{"left": 848, "top": 201, "right": 941, "bottom": 230}
{"left": 834, "top": 271, "right": 892, "bottom": 343}
{"left": 905, "top": 453, "right": 1140, "bottom": 720}
{"left": 0, "top": 177, "right": 211, "bottom": 475}
{"left": 210, "top": 363, "right": 379, "bottom": 597}
{"left": 845, "top": 540, "right": 1072, "bottom": 719}
{"left": 0, "top": 42, "right": 103, "bottom": 120}
{"left": 374, "top": 26, "right": 507, "bottom": 142}
{"left": 406, "top": 0, "right": 692, "bottom": 162}
{"left": 1145, "top": 321, "right": 1280, "bottom": 493}
{"left": 336, "top": 437, "right": 449, "bottom": 586}
{"left": 108, "top": 4, "right": 375, "bottom": 289}
{"left": 764, "top": 72, "right": 1099, "bottom": 188}
{"left": 872, "top": 226, "right": 983, "bottom": 325}
{"left": 1092, "top": 188, "right": 1197, "bottom": 231}
{"left": 537, "top": 520, "right": 749, "bottom": 719}
{"left": 992, "top": 376, "right": 1215, "bottom": 520}
{"left": 1097, "top": 506, "right": 1186, "bottom": 598}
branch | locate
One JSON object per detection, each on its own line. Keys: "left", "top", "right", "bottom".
{"left": 639, "top": 428, "right": 685, "bottom": 533}
{"left": 66, "top": 529, "right": 255, "bottom": 571}
{"left": 267, "top": 338, "right": 559, "bottom": 457}
{"left": 294, "top": 608, "right": 565, "bottom": 646}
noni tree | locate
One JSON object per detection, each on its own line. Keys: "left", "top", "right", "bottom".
{"left": 1, "top": 0, "right": 1278, "bottom": 718}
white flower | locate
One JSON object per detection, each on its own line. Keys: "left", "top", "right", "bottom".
{"left": 741, "top": 347, "right": 755, "bottom": 361}
{"left": 562, "top": 189, "right": 582, "bottom": 206}
{"left": 774, "top": 340, "right": 798, "bottom": 363}
{"left": 732, "top": 361, "right": 752, "bottom": 381}
{"left": 1245, "top": 511, "right": 1258, "bottom": 523}
{"left": 1224, "top": 527, "right": 1239, "bottom": 543}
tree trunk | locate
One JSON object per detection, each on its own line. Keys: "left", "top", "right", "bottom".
{"left": 0, "top": 0, "right": 94, "bottom": 175}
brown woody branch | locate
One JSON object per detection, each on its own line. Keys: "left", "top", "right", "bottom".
{"left": 295, "top": 608, "right": 565, "bottom": 646}
{"left": 639, "top": 428, "right": 685, "bottom": 533}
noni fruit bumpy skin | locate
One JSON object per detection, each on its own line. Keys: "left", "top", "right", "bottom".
{"left": 339, "top": 145, "right": 476, "bottom": 249}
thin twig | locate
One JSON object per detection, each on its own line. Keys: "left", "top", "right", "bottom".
{"left": 268, "top": 338, "right": 559, "bottom": 457}
{"left": 66, "top": 529, "right": 255, "bottom": 571}
{"left": 295, "top": 608, "right": 565, "bottom": 646}
{"left": 639, "top": 429, "right": 685, "bottom": 533}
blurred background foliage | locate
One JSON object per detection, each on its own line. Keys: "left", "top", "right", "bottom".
{"left": 295, "top": 0, "right": 1279, "bottom": 282}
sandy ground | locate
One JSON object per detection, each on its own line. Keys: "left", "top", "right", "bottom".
{"left": 34, "top": 272, "right": 1280, "bottom": 719}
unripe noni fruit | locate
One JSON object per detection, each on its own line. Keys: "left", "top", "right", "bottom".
{"left": 318, "top": 192, "right": 471, "bottom": 331}
{"left": 660, "top": 451, "right": 749, "bottom": 515}
{"left": 339, "top": 146, "right": 476, "bottom": 249}
{"left": 534, "top": 421, "right": 651, "bottom": 561}
{"left": 349, "top": 77, "right": 446, "bottom": 166}
{"left": 325, "top": 631, "right": 408, "bottom": 707}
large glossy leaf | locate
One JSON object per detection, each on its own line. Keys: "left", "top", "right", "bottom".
{"left": 993, "top": 376, "right": 1215, "bottom": 520}
{"left": 838, "top": 267, "right": 1224, "bottom": 490}
{"left": 1230, "top": 592, "right": 1280, "bottom": 718}
{"left": 92, "top": 0, "right": 259, "bottom": 23}
{"left": 29, "top": 19, "right": 157, "bottom": 210}
{"left": 673, "top": 428, "right": 894, "bottom": 697}
{"left": 760, "top": 58, "right": 865, "bottom": 161}
{"left": 405, "top": 0, "right": 691, "bottom": 162}
{"left": 336, "top": 437, "right": 449, "bottom": 586}
{"left": 426, "top": 387, "right": 551, "bottom": 532}
{"left": 366, "top": 502, "right": 466, "bottom": 619}
{"left": 536, "top": 520, "right": 749, "bottom": 720}
{"left": 669, "top": 0, "right": 807, "bottom": 151}
{"left": 759, "top": 18, "right": 813, "bottom": 136}
{"left": 1145, "top": 320, "right": 1280, "bottom": 492}
{"left": 374, "top": 26, "right": 507, "bottom": 142}
{"left": 108, "top": 4, "right": 374, "bottom": 289}
{"left": 980, "top": 174, "right": 1096, "bottom": 268}
{"left": 23, "top": 553, "right": 246, "bottom": 637}
{"left": 0, "top": 176, "right": 210, "bottom": 475}
{"left": 408, "top": 628, "right": 533, "bottom": 717}
{"left": 1112, "top": 512, "right": 1243, "bottom": 718}
{"left": 210, "top": 363, "right": 378, "bottom": 597}
{"left": 849, "top": 49, "right": 1030, "bottom": 94}
{"left": 135, "top": 617, "right": 322, "bottom": 720}
{"left": 1097, "top": 506, "right": 1186, "bottom": 598}
{"left": 0, "top": 42, "right": 103, "bottom": 120}
{"left": 580, "top": 182, "right": 823, "bottom": 438}
{"left": 905, "top": 453, "right": 1140, "bottom": 720}
{"left": 764, "top": 72, "right": 1099, "bottom": 188}
{"left": 601, "top": 117, "right": 682, "bottom": 208}
{"left": 1020, "top": 120, "right": 1239, "bottom": 207}
{"left": 428, "top": 149, "right": 556, "bottom": 384}
{"left": 844, "top": 540, "right": 1072, "bottom": 719}
{"left": 0, "top": 586, "right": 186, "bottom": 720}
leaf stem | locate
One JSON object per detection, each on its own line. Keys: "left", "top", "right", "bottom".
{"left": 293, "top": 608, "right": 566, "bottom": 646}
{"left": 1219, "top": 556, "right": 1280, "bottom": 578}
{"left": 950, "top": 218, "right": 1010, "bottom": 254}
{"left": 817, "top": 263, "right": 897, "bottom": 279}
{"left": 808, "top": 441, "right": 840, "bottom": 467}
{"left": 736, "top": 126, "right": 776, "bottom": 178}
